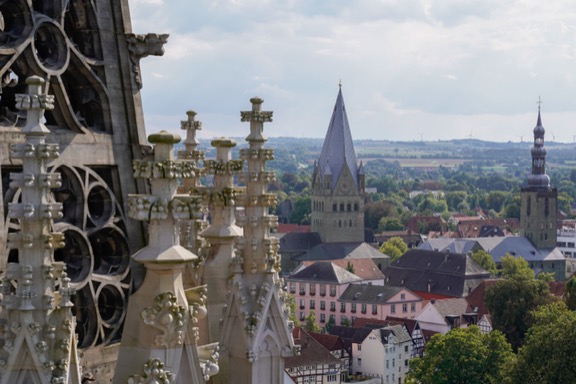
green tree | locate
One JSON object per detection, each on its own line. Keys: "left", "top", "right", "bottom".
{"left": 485, "top": 271, "right": 554, "bottom": 350}
{"left": 565, "top": 275, "right": 576, "bottom": 310}
{"left": 470, "top": 250, "right": 497, "bottom": 275}
{"left": 379, "top": 237, "right": 408, "bottom": 263}
{"left": 377, "top": 217, "right": 404, "bottom": 232}
{"left": 289, "top": 196, "right": 311, "bottom": 225}
{"left": 325, "top": 315, "right": 335, "bottom": 333}
{"left": 499, "top": 254, "right": 534, "bottom": 280}
{"left": 510, "top": 301, "right": 576, "bottom": 384}
{"left": 406, "top": 326, "right": 514, "bottom": 384}
{"left": 302, "top": 310, "right": 321, "bottom": 333}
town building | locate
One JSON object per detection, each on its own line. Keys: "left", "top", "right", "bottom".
{"left": 285, "top": 328, "right": 346, "bottom": 384}
{"left": 338, "top": 285, "right": 424, "bottom": 324}
{"left": 350, "top": 324, "right": 412, "bottom": 384}
{"left": 287, "top": 261, "right": 362, "bottom": 325}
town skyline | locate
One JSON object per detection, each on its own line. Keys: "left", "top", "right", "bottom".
{"left": 128, "top": 0, "right": 576, "bottom": 143}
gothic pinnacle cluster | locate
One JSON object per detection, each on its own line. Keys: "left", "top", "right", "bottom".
{"left": 219, "top": 97, "right": 295, "bottom": 384}
{"left": 0, "top": 76, "right": 81, "bottom": 384}
{"left": 113, "top": 130, "right": 218, "bottom": 384}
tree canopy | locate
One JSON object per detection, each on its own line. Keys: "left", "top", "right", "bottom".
{"left": 379, "top": 236, "right": 408, "bottom": 263}
{"left": 470, "top": 250, "right": 497, "bottom": 275}
{"left": 406, "top": 326, "right": 514, "bottom": 384}
{"left": 485, "top": 264, "right": 555, "bottom": 350}
{"left": 509, "top": 301, "right": 576, "bottom": 384}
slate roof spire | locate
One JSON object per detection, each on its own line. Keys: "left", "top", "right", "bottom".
{"left": 317, "top": 85, "right": 358, "bottom": 187}
{"left": 527, "top": 97, "right": 550, "bottom": 191}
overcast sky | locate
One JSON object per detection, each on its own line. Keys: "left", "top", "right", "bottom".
{"left": 127, "top": 0, "right": 576, "bottom": 143}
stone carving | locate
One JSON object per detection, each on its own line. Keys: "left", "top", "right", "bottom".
{"left": 141, "top": 292, "right": 187, "bottom": 348}
{"left": 126, "top": 33, "right": 169, "bottom": 89}
{"left": 127, "top": 358, "right": 175, "bottom": 384}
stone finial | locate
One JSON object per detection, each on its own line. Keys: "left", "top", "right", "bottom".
{"left": 148, "top": 130, "right": 181, "bottom": 145}
{"left": 16, "top": 76, "right": 54, "bottom": 135}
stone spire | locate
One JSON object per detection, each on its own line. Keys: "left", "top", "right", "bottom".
{"left": 113, "top": 130, "right": 218, "bottom": 384}
{"left": 220, "top": 97, "right": 295, "bottom": 384}
{"left": 311, "top": 86, "right": 365, "bottom": 243}
{"left": 0, "top": 76, "right": 81, "bottom": 384}
{"left": 317, "top": 85, "right": 359, "bottom": 188}
{"left": 527, "top": 103, "right": 551, "bottom": 191}
{"left": 200, "top": 137, "right": 244, "bottom": 383}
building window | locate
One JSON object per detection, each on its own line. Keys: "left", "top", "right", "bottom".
{"left": 320, "top": 314, "right": 325, "bottom": 323}
{"left": 310, "top": 300, "right": 315, "bottom": 310}
{"left": 330, "top": 302, "right": 336, "bottom": 312}
{"left": 347, "top": 203, "right": 351, "bottom": 211}
{"left": 402, "top": 303, "right": 407, "bottom": 313}
{"left": 333, "top": 203, "right": 337, "bottom": 212}
{"left": 411, "top": 303, "right": 416, "bottom": 312}
{"left": 299, "top": 312, "right": 305, "bottom": 321}
{"left": 391, "top": 304, "right": 396, "bottom": 314}
{"left": 341, "top": 316, "right": 348, "bottom": 325}
{"left": 330, "top": 315, "right": 335, "bottom": 323}
{"left": 340, "top": 203, "right": 344, "bottom": 211}
{"left": 309, "top": 284, "right": 316, "bottom": 296}
{"left": 386, "top": 360, "right": 389, "bottom": 369}
{"left": 299, "top": 283, "right": 306, "bottom": 295}
{"left": 289, "top": 283, "right": 296, "bottom": 294}
{"left": 400, "top": 293, "right": 405, "bottom": 300}
{"left": 405, "top": 345, "right": 409, "bottom": 353}
{"left": 361, "top": 304, "right": 367, "bottom": 314}
{"left": 300, "top": 299, "right": 305, "bottom": 309}
{"left": 320, "top": 284, "right": 326, "bottom": 296}
{"left": 358, "top": 344, "right": 362, "bottom": 351}
{"left": 357, "top": 358, "right": 362, "bottom": 367}
{"left": 372, "top": 304, "right": 378, "bottom": 315}
{"left": 354, "top": 203, "right": 359, "bottom": 211}
{"left": 341, "top": 302, "right": 346, "bottom": 313}
{"left": 320, "top": 301, "right": 326, "bottom": 310}
{"left": 351, "top": 303, "right": 357, "bottom": 313}
{"left": 330, "top": 285, "right": 336, "bottom": 297}
{"left": 327, "top": 374, "right": 337, "bottom": 382}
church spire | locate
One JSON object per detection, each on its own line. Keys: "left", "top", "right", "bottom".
{"left": 317, "top": 85, "right": 358, "bottom": 188}
{"left": 527, "top": 98, "right": 550, "bottom": 191}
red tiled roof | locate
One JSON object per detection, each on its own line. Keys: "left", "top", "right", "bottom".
{"left": 286, "top": 328, "right": 342, "bottom": 369}
{"left": 411, "top": 291, "right": 454, "bottom": 301}
{"left": 277, "top": 224, "right": 312, "bottom": 233}
{"left": 309, "top": 332, "right": 345, "bottom": 352}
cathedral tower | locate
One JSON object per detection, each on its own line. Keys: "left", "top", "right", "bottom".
{"left": 520, "top": 104, "right": 558, "bottom": 248}
{"left": 311, "top": 85, "right": 365, "bottom": 243}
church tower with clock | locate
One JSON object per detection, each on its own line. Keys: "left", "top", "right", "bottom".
{"left": 311, "top": 85, "right": 365, "bottom": 243}
{"left": 520, "top": 104, "right": 558, "bottom": 249}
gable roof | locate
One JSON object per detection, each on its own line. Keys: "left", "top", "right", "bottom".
{"left": 339, "top": 284, "right": 409, "bottom": 303}
{"left": 473, "top": 236, "right": 565, "bottom": 262}
{"left": 383, "top": 249, "right": 490, "bottom": 297}
{"left": 289, "top": 261, "right": 363, "bottom": 284}
{"left": 286, "top": 328, "right": 342, "bottom": 369}
{"left": 302, "top": 258, "right": 384, "bottom": 280}
{"left": 317, "top": 86, "right": 358, "bottom": 187}
{"left": 279, "top": 232, "right": 322, "bottom": 254}
{"left": 309, "top": 332, "right": 346, "bottom": 352}
{"left": 293, "top": 242, "right": 388, "bottom": 262}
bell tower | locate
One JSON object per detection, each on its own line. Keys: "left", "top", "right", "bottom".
{"left": 311, "top": 85, "right": 364, "bottom": 243}
{"left": 520, "top": 101, "right": 558, "bottom": 248}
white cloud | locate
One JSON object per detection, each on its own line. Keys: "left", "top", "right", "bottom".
{"left": 128, "top": 0, "right": 576, "bottom": 142}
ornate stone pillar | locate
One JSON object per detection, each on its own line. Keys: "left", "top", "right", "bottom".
{"left": 220, "top": 98, "right": 295, "bottom": 384}
{"left": 201, "top": 138, "right": 244, "bottom": 382}
{"left": 0, "top": 76, "right": 81, "bottom": 384}
{"left": 113, "top": 131, "right": 218, "bottom": 384}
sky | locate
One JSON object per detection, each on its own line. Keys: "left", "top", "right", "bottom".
{"left": 127, "top": 0, "right": 576, "bottom": 143}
